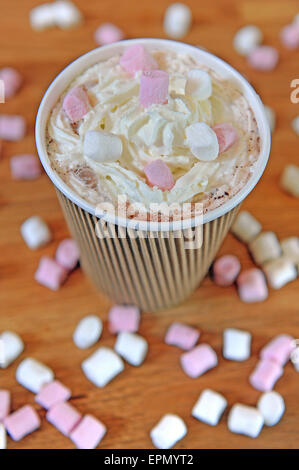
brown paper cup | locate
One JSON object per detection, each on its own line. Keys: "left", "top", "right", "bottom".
{"left": 36, "top": 39, "right": 271, "bottom": 312}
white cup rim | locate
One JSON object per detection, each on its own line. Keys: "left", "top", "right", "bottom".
{"left": 35, "top": 38, "right": 271, "bottom": 232}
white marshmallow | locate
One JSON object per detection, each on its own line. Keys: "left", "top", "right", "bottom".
{"left": 186, "top": 122, "right": 219, "bottom": 161}
{"left": 82, "top": 347, "right": 124, "bottom": 387}
{"left": 73, "top": 315, "right": 102, "bottom": 349}
{"left": 16, "top": 358, "right": 54, "bottom": 393}
{"left": 163, "top": 3, "right": 192, "bottom": 39}
{"left": 263, "top": 257, "right": 297, "bottom": 289}
{"left": 264, "top": 106, "right": 276, "bottom": 132}
{"left": 281, "top": 237, "right": 299, "bottom": 263}
{"left": 281, "top": 164, "right": 299, "bottom": 197}
{"left": 53, "top": 1, "right": 82, "bottom": 29}
{"left": 21, "top": 216, "right": 52, "bottom": 250}
{"left": 227, "top": 404, "right": 264, "bottom": 438}
{"left": 0, "top": 423, "right": 6, "bottom": 449}
{"left": 29, "top": 3, "right": 57, "bottom": 31}
{"left": 257, "top": 391, "right": 285, "bottom": 426}
{"left": 231, "top": 210, "right": 262, "bottom": 243}
{"left": 84, "top": 130, "right": 122, "bottom": 163}
{"left": 185, "top": 69, "right": 212, "bottom": 101}
{"left": 150, "top": 414, "right": 187, "bottom": 449}
{"left": 233, "top": 25, "right": 263, "bottom": 56}
{"left": 115, "top": 332, "right": 148, "bottom": 366}
{"left": 223, "top": 328, "right": 251, "bottom": 362}
{"left": 0, "top": 331, "right": 24, "bottom": 369}
{"left": 291, "top": 115, "right": 299, "bottom": 135}
{"left": 192, "top": 389, "right": 227, "bottom": 426}
{"left": 249, "top": 232, "right": 281, "bottom": 265}
{"left": 290, "top": 346, "right": 299, "bottom": 372}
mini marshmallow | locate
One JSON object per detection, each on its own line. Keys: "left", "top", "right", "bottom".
{"left": 47, "top": 401, "right": 81, "bottom": 436}
{"left": 0, "top": 423, "right": 6, "bottom": 449}
{"left": 0, "top": 331, "right": 24, "bottom": 369}
{"left": 185, "top": 69, "right": 212, "bottom": 101}
{"left": 233, "top": 25, "right": 263, "bottom": 56}
{"left": 292, "top": 115, "right": 299, "bottom": 135}
{"left": 163, "top": 3, "right": 192, "bottom": 39}
{"left": 82, "top": 347, "right": 124, "bottom": 387}
{"left": 63, "top": 86, "right": 89, "bottom": 122}
{"left": 281, "top": 237, "right": 299, "bottom": 263}
{"left": 144, "top": 159, "right": 174, "bottom": 191}
{"left": 0, "top": 67, "right": 22, "bottom": 99}
{"left": 257, "top": 391, "right": 285, "bottom": 426}
{"left": 165, "top": 323, "right": 200, "bottom": 350}
{"left": 213, "top": 255, "right": 241, "bottom": 287}
{"left": 108, "top": 305, "right": 140, "bottom": 334}
{"left": 120, "top": 44, "right": 158, "bottom": 75}
{"left": 94, "top": 23, "right": 124, "bottom": 45}
{"left": 35, "top": 256, "right": 68, "bottom": 291}
{"left": 140, "top": 70, "right": 169, "bottom": 108}
{"left": 260, "top": 334, "right": 295, "bottom": 366}
{"left": 223, "top": 328, "right": 251, "bottom": 362}
{"left": 192, "top": 389, "right": 227, "bottom": 426}
{"left": 249, "top": 359, "right": 283, "bottom": 392}
{"left": 4, "top": 405, "right": 40, "bottom": 441}
{"left": 180, "top": 344, "right": 218, "bottom": 378}
{"left": 10, "top": 154, "right": 42, "bottom": 180}
{"left": 54, "top": 1, "right": 82, "bottom": 29}
{"left": 231, "top": 210, "right": 262, "bottom": 243}
{"left": 264, "top": 105, "right": 276, "bottom": 132}
{"left": 83, "top": 130, "right": 122, "bottom": 163}
{"left": 263, "top": 257, "right": 297, "bottom": 289}
{"left": 0, "top": 115, "right": 26, "bottom": 141}
{"left": 237, "top": 268, "right": 268, "bottom": 303}
{"left": 21, "top": 216, "right": 52, "bottom": 250}
{"left": 281, "top": 23, "right": 299, "bottom": 49}
{"left": 228, "top": 404, "right": 264, "bottom": 438}
{"left": 35, "top": 380, "right": 71, "bottom": 409}
{"left": 280, "top": 164, "right": 299, "bottom": 197}
{"left": 150, "top": 414, "right": 187, "bottom": 449}
{"left": 249, "top": 232, "right": 281, "bottom": 265}
{"left": 16, "top": 357, "right": 54, "bottom": 393}
{"left": 0, "top": 390, "right": 10, "bottom": 421}
{"left": 73, "top": 315, "right": 102, "bottom": 349}
{"left": 29, "top": 3, "right": 56, "bottom": 30}
{"left": 70, "top": 414, "right": 106, "bottom": 449}
{"left": 115, "top": 332, "right": 148, "bottom": 366}
{"left": 212, "top": 123, "right": 238, "bottom": 154}
{"left": 186, "top": 122, "right": 219, "bottom": 161}
{"left": 248, "top": 46, "right": 279, "bottom": 71}
{"left": 55, "top": 238, "right": 80, "bottom": 270}
{"left": 291, "top": 347, "right": 299, "bottom": 372}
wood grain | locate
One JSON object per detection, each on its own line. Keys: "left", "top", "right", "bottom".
{"left": 0, "top": 0, "right": 299, "bottom": 449}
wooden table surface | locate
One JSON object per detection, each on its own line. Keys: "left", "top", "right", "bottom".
{"left": 1, "top": 0, "right": 299, "bottom": 450}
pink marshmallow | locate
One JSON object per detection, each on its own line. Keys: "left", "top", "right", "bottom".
{"left": 180, "top": 344, "right": 218, "bottom": 378}
{"left": 35, "top": 256, "right": 68, "bottom": 291}
{"left": 0, "top": 115, "right": 26, "bottom": 141}
{"left": 212, "top": 123, "right": 238, "bottom": 154}
{"left": 55, "top": 238, "right": 80, "bottom": 271}
{"left": 108, "top": 305, "right": 140, "bottom": 334}
{"left": 0, "top": 67, "right": 22, "bottom": 99}
{"left": 260, "top": 334, "right": 295, "bottom": 366}
{"left": 213, "top": 254, "right": 241, "bottom": 286}
{"left": 10, "top": 154, "right": 42, "bottom": 180}
{"left": 35, "top": 380, "right": 71, "bottom": 410}
{"left": 144, "top": 159, "right": 174, "bottom": 191}
{"left": 248, "top": 46, "right": 279, "bottom": 71}
{"left": 249, "top": 359, "right": 283, "bottom": 392}
{"left": 63, "top": 86, "right": 90, "bottom": 123}
{"left": 139, "top": 70, "right": 169, "bottom": 108}
{"left": 119, "top": 44, "right": 158, "bottom": 75}
{"left": 237, "top": 268, "right": 268, "bottom": 303}
{"left": 46, "top": 402, "right": 82, "bottom": 436}
{"left": 94, "top": 23, "right": 124, "bottom": 45}
{"left": 4, "top": 405, "right": 40, "bottom": 441}
{"left": 281, "top": 23, "right": 299, "bottom": 49}
{"left": 0, "top": 390, "right": 10, "bottom": 421}
{"left": 165, "top": 322, "right": 200, "bottom": 350}
{"left": 70, "top": 414, "right": 106, "bottom": 449}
